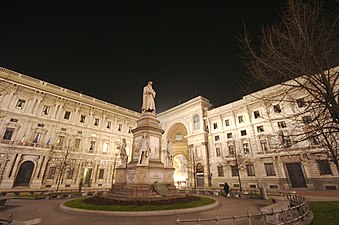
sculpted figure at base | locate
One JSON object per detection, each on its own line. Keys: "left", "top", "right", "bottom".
{"left": 119, "top": 138, "right": 127, "bottom": 167}
{"left": 166, "top": 140, "right": 173, "bottom": 166}
{"left": 142, "top": 81, "right": 156, "bottom": 113}
{"left": 138, "top": 134, "right": 150, "bottom": 164}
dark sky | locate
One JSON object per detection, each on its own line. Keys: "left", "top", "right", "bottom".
{"left": 0, "top": 1, "right": 336, "bottom": 113}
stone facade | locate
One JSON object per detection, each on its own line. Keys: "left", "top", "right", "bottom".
{"left": 0, "top": 66, "right": 338, "bottom": 193}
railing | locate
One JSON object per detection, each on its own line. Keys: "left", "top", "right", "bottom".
{"left": 175, "top": 193, "right": 310, "bottom": 225}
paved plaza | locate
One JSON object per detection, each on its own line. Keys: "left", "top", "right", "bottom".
{"left": 0, "top": 191, "right": 338, "bottom": 225}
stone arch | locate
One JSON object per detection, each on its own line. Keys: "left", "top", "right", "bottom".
{"left": 13, "top": 161, "right": 35, "bottom": 187}
{"left": 166, "top": 122, "right": 190, "bottom": 187}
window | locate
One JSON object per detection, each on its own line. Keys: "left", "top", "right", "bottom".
{"left": 280, "top": 132, "right": 292, "bottom": 147}
{"left": 3, "top": 128, "right": 14, "bottom": 140}
{"left": 277, "top": 121, "right": 287, "bottom": 128}
{"left": 33, "top": 132, "right": 42, "bottom": 143}
{"left": 103, "top": 142, "right": 109, "bottom": 154}
{"left": 193, "top": 114, "right": 200, "bottom": 130}
{"left": 243, "top": 143, "right": 250, "bottom": 154}
{"left": 215, "top": 147, "right": 221, "bottom": 157}
{"left": 309, "top": 134, "right": 320, "bottom": 145}
{"left": 260, "top": 140, "right": 268, "bottom": 152}
{"left": 128, "top": 127, "right": 132, "bottom": 133}
{"left": 67, "top": 167, "right": 74, "bottom": 179}
{"left": 213, "top": 123, "right": 218, "bottom": 129}
{"left": 257, "top": 126, "right": 264, "bottom": 133}
{"left": 89, "top": 141, "right": 96, "bottom": 151}
{"left": 217, "top": 166, "right": 224, "bottom": 177}
{"left": 296, "top": 98, "right": 306, "bottom": 108}
{"left": 231, "top": 165, "right": 238, "bottom": 176}
{"left": 37, "top": 123, "right": 44, "bottom": 127}
{"left": 227, "top": 133, "right": 232, "bottom": 139}
{"left": 64, "top": 111, "right": 71, "bottom": 120}
{"left": 175, "top": 133, "right": 183, "bottom": 141}
{"left": 10, "top": 118, "right": 18, "bottom": 123}
{"left": 214, "top": 135, "right": 220, "bottom": 141}
{"left": 238, "top": 116, "right": 244, "bottom": 123}
{"left": 317, "top": 160, "right": 332, "bottom": 175}
{"left": 47, "top": 167, "right": 56, "bottom": 179}
{"left": 80, "top": 115, "right": 86, "bottom": 123}
{"left": 94, "top": 118, "right": 99, "bottom": 126}
{"left": 253, "top": 110, "right": 260, "bottom": 119}
{"left": 246, "top": 164, "right": 255, "bottom": 176}
{"left": 98, "top": 169, "right": 104, "bottom": 179}
{"left": 107, "top": 121, "right": 111, "bottom": 129}
{"left": 240, "top": 130, "right": 247, "bottom": 136}
{"left": 225, "top": 119, "right": 230, "bottom": 127}
{"left": 264, "top": 163, "right": 276, "bottom": 176}
{"left": 42, "top": 105, "right": 50, "bottom": 115}
{"left": 302, "top": 116, "right": 312, "bottom": 124}
{"left": 74, "top": 138, "right": 81, "bottom": 149}
{"left": 228, "top": 145, "right": 235, "bottom": 155}
{"left": 118, "top": 124, "right": 122, "bottom": 131}
{"left": 16, "top": 99, "right": 26, "bottom": 109}
{"left": 56, "top": 136, "right": 65, "bottom": 146}
{"left": 273, "top": 104, "right": 281, "bottom": 113}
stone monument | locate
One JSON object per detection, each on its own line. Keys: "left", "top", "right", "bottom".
{"left": 110, "top": 81, "right": 177, "bottom": 198}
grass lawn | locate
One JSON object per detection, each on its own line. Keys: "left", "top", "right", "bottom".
{"left": 309, "top": 201, "right": 339, "bottom": 225}
{"left": 64, "top": 196, "right": 215, "bottom": 211}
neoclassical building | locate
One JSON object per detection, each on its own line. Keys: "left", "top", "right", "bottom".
{"left": 0, "top": 66, "right": 337, "bottom": 193}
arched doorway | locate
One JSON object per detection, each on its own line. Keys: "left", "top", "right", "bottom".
{"left": 166, "top": 123, "right": 189, "bottom": 187}
{"left": 14, "top": 161, "right": 34, "bottom": 187}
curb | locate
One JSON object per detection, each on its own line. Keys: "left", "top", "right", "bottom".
{"left": 59, "top": 197, "right": 219, "bottom": 216}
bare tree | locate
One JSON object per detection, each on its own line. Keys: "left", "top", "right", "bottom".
{"left": 240, "top": 0, "right": 339, "bottom": 172}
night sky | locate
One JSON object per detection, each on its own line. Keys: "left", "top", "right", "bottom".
{"left": 0, "top": 1, "right": 336, "bottom": 113}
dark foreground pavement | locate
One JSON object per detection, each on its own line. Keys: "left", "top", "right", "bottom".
{"left": 1, "top": 190, "right": 338, "bottom": 225}
{"left": 0, "top": 196, "right": 271, "bottom": 225}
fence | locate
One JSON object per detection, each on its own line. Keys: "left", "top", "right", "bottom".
{"left": 175, "top": 193, "right": 310, "bottom": 225}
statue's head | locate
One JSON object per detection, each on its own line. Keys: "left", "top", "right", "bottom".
{"left": 148, "top": 81, "right": 153, "bottom": 85}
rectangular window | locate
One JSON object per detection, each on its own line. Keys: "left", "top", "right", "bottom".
{"left": 228, "top": 145, "right": 235, "bottom": 155}
{"left": 243, "top": 143, "right": 250, "bottom": 154}
{"left": 240, "top": 130, "right": 247, "bottom": 136}
{"left": 217, "top": 166, "right": 224, "bottom": 177}
{"left": 257, "top": 126, "right": 264, "bottom": 133}
{"left": 103, "top": 142, "right": 109, "bottom": 154}
{"left": 227, "top": 133, "right": 232, "bottom": 139}
{"left": 118, "top": 124, "right": 122, "bottom": 131}
{"left": 317, "top": 160, "right": 332, "bottom": 175}
{"left": 10, "top": 118, "right": 18, "bottom": 123}
{"left": 225, "top": 119, "right": 230, "bottom": 126}
{"left": 215, "top": 147, "right": 221, "bottom": 157}
{"left": 214, "top": 135, "right": 220, "bottom": 141}
{"left": 246, "top": 164, "right": 255, "bottom": 176}
{"left": 128, "top": 127, "right": 132, "bottom": 133}
{"left": 213, "top": 123, "right": 218, "bottom": 129}
{"left": 107, "top": 121, "right": 111, "bottom": 129}
{"left": 33, "top": 132, "right": 42, "bottom": 143}
{"left": 16, "top": 99, "right": 26, "bottom": 109}
{"left": 296, "top": 98, "right": 306, "bottom": 108}
{"left": 264, "top": 163, "right": 276, "bottom": 176}
{"left": 80, "top": 115, "right": 86, "bottom": 123}
{"left": 74, "top": 138, "right": 81, "bottom": 149}
{"left": 37, "top": 123, "right": 44, "bottom": 127}
{"left": 56, "top": 136, "right": 65, "bottom": 146}
{"left": 47, "top": 167, "right": 56, "bottom": 179}
{"left": 277, "top": 121, "right": 287, "bottom": 128}
{"left": 98, "top": 169, "right": 104, "bottom": 179}
{"left": 231, "top": 165, "right": 238, "bottom": 176}
{"left": 94, "top": 118, "right": 99, "bottom": 126}
{"left": 260, "top": 140, "right": 268, "bottom": 152}
{"left": 89, "top": 141, "right": 96, "bottom": 151}
{"left": 67, "top": 167, "right": 74, "bottom": 179}
{"left": 273, "top": 104, "right": 281, "bottom": 113}
{"left": 42, "top": 105, "right": 50, "bottom": 115}
{"left": 3, "top": 128, "right": 14, "bottom": 140}
{"left": 238, "top": 116, "right": 244, "bottom": 123}
{"left": 253, "top": 110, "right": 260, "bottom": 119}
{"left": 282, "top": 135, "right": 292, "bottom": 147}
{"left": 64, "top": 111, "right": 71, "bottom": 120}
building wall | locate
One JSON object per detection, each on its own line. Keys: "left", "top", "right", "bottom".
{"left": 0, "top": 66, "right": 338, "bottom": 193}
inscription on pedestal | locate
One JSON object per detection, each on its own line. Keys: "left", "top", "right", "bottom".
{"left": 149, "top": 171, "right": 163, "bottom": 183}
{"left": 127, "top": 170, "right": 136, "bottom": 182}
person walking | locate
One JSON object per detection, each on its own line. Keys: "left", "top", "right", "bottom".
{"left": 223, "top": 182, "right": 230, "bottom": 197}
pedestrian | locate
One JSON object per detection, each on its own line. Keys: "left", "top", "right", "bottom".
{"left": 223, "top": 182, "right": 230, "bottom": 197}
